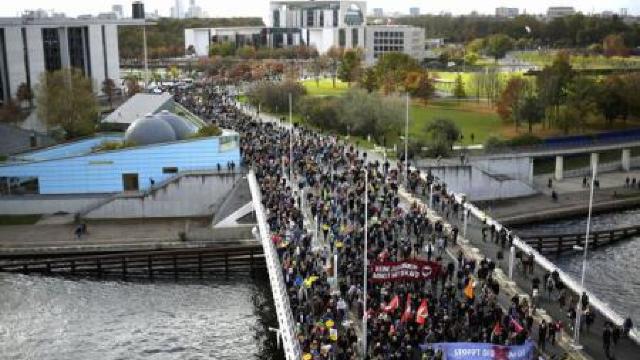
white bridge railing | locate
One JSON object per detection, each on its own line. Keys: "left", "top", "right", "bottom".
{"left": 247, "top": 171, "right": 301, "bottom": 360}
{"left": 420, "top": 172, "right": 640, "bottom": 345}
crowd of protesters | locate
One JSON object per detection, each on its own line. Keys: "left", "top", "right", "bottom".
{"left": 170, "top": 83, "right": 551, "bottom": 360}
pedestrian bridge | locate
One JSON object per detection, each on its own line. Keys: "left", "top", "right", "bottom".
{"left": 472, "top": 139, "right": 640, "bottom": 183}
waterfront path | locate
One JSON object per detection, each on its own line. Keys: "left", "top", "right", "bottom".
{"left": 442, "top": 209, "right": 640, "bottom": 360}
{"left": 486, "top": 186, "right": 640, "bottom": 225}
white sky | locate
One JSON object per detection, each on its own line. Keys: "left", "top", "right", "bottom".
{"left": 0, "top": 0, "right": 638, "bottom": 18}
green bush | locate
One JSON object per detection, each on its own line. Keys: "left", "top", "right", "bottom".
{"left": 507, "top": 134, "right": 542, "bottom": 147}
{"left": 0, "top": 154, "right": 7, "bottom": 162}
{"left": 484, "top": 136, "right": 504, "bottom": 151}
{"left": 195, "top": 124, "right": 222, "bottom": 137}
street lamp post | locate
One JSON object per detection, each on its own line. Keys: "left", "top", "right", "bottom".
{"left": 404, "top": 93, "right": 409, "bottom": 187}
{"left": 362, "top": 165, "right": 369, "bottom": 357}
{"left": 289, "top": 93, "right": 293, "bottom": 182}
{"left": 573, "top": 158, "right": 597, "bottom": 348}
{"left": 142, "top": 23, "right": 149, "bottom": 89}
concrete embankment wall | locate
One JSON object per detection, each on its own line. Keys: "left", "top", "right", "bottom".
{"left": 0, "top": 195, "right": 109, "bottom": 215}
{"left": 84, "top": 173, "right": 241, "bottom": 219}
{"left": 426, "top": 165, "right": 536, "bottom": 201}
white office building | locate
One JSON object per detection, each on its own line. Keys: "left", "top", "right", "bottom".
{"left": 0, "top": 14, "right": 144, "bottom": 104}
{"left": 185, "top": 0, "right": 426, "bottom": 65}
{"left": 547, "top": 6, "right": 575, "bottom": 19}
{"left": 495, "top": 7, "right": 519, "bottom": 18}
{"left": 365, "top": 25, "right": 425, "bottom": 64}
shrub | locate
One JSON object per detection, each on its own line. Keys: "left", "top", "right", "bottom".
{"left": 195, "top": 124, "right": 222, "bottom": 137}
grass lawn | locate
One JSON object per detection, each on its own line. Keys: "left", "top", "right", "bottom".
{"left": 515, "top": 51, "right": 640, "bottom": 69}
{"left": 301, "top": 78, "right": 349, "bottom": 96}
{"left": 409, "top": 100, "right": 502, "bottom": 145}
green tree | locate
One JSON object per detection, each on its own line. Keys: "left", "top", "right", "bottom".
{"left": 101, "top": 78, "right": 117, "bottom": 110}
{"left": 424, "top": 118, "right": 461, "bottom": 156}
{"left": 337, "top": 88, "right": 404, "bottom": 143}
{"left": 453, "top": 74, "right": 466, "bottom": 99}
{"left": 597, "top": 75, "right": 627, "bottom": 126}
{"left": 536, "top": 52, "right": 573, "bottom": 128}
{"left": 359, "top": 67, "right": 378, "bottom": 93}
{"left": 518, "top": 95, "right": 545, "bottom": 133}
{"left": 36, "top": 69, "right": 98, "bottom": 139}
{"left": 16, "top": 82, "right": 34, "bottom": 108}
{"left": 337, "top": 49, "right": 362, "bottom": 86}
{"left": 209, "top": 42, "right": 236, "bottom": 57}
{"left": 484, "top": 34, "right": 514, "bottom": 60}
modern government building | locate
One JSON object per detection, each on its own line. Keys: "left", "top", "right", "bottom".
{"left": 0, "top": 13, "right": 145, "bottom": 105}
{"left": 184, "top": 0, "right": 426, "bottom": 64}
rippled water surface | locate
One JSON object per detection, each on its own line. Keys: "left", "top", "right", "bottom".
{"left": 515, "top": 208, "right": 640, "bottom": 322}
{"left": 0, "top": 274, "right": 261, "bottom": 360}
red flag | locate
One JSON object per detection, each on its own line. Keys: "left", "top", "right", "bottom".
{"left": 493, "top": 322, "right": 503, "bottom": 336}
{"left": 510, "top": 317, "right": 524, "bottom": 333}
{"left": 383, "top": 295, "right": 399, "bottom": 313}
{"left": 400, "top": 294, "right": 412, "bottom": 323}
{"left": 415, "top": 299, "right": 429, "bottom": 325}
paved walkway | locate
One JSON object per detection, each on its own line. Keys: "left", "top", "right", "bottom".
{"left": 485, "top": 186, "right": 640, "bottom": 225}
{"left": 0, "top": 219, "right": 252, "bottom": 255}
{"left": 431, "top": 201, "right": 639, "bottom": 360}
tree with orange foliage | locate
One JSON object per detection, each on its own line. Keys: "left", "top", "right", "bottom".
{"left": 496, "top": 77, "right": 526, "bottom": 129}
{"left": 404, "top": 71, "right": 434, "bottom": 104}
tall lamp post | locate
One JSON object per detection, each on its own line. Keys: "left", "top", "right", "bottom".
{"left": 362, "top": 165, "right": 369, "bottom": 357}
{"left": 573, "top": 156, "right": 597, "bottom": 348}
{"left": 289, "top": 93, "right": 293, "bottom": 181}
{"left": 404, "top": 93, "right": 409, "bottom": 187}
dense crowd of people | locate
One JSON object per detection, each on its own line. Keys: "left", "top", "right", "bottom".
{"left": 172, "top": 83, "right": 546, "bottom": 360}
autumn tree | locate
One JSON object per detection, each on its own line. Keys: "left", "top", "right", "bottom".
{"left": 16, "top": 82, "right": 34, "bottom": 108}
{"left": 374, "top": 52, "right": 420, "bottom": 94}
{"left": 36, "top": 68, "right": 98, "bottom": 138}
{"left": 326, "top": 46, "right": 344, "bottom": 88}
{"left": 404, "top": 71, "right": 434, "bottom": 103}
{"left": 101, "top": 78, "right": 117, "bottom": 110}
{"left": 496, "top": 77, "right": 526, "bottom": 129}
{"left": 603, "top": 34, "right": 629, "bottom": 57}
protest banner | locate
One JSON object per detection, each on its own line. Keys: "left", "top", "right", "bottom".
{"left": 370, "top": 259, "right": 440, "bottom": 283}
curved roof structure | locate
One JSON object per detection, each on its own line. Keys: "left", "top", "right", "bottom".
{"left": 124, "top": 114, "right": 177, "bottom": 146}
{"left": 156, "top": 110, "right": 197, "bottom": 140}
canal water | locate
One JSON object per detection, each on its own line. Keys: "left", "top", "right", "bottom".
{"left": 514, "top": 208, "right": 640, "bottom": 323}
{"left": 0, "top": 273, "right": 276, "bottom": 360}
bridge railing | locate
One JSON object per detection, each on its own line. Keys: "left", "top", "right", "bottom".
{"left": 417, "top": 170, "right": 640, "bottom": 345}
{"left": 247, "top": 170, "right": 301, "bottom": 360}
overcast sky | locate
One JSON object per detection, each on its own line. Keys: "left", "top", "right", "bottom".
{"left": 0, "top": 0, "right": 638, "bottom": 18}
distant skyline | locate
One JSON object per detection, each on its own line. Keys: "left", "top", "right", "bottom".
{"left": 0, "top": 0, "right": 638, "bottom": 18}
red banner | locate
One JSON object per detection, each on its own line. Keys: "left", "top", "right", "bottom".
{"left": 370, "top": 259, "right": 441, "bottom": 283}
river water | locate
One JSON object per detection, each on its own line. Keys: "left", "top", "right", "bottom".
{"left": 0, "top": 274, "right": 272, "bottom": 360}
{"left": 514, "top": 208, "right": 640, "bottom": 323}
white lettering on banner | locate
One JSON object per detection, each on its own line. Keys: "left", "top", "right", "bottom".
{"left": 370, "top": 260, "right": 440, "bottom": 282}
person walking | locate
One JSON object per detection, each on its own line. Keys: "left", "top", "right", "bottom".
{"left": 538, "top": 320, "right": 547, "bottom": 351}
{"left": 603, "top": 322, "right": 612, "bottom": 359}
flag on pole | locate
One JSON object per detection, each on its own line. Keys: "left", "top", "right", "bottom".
{"left": 415, "top": 299, "right": 429, "bottom": 325}
{"left": 383, "top": 295, "right": 400, "bottom": 313}
{"left": 510, "top": 317, "right": 524, "bottom": 333}
{"left": 400, "top": 294, "right": 412, "bottom": 323}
